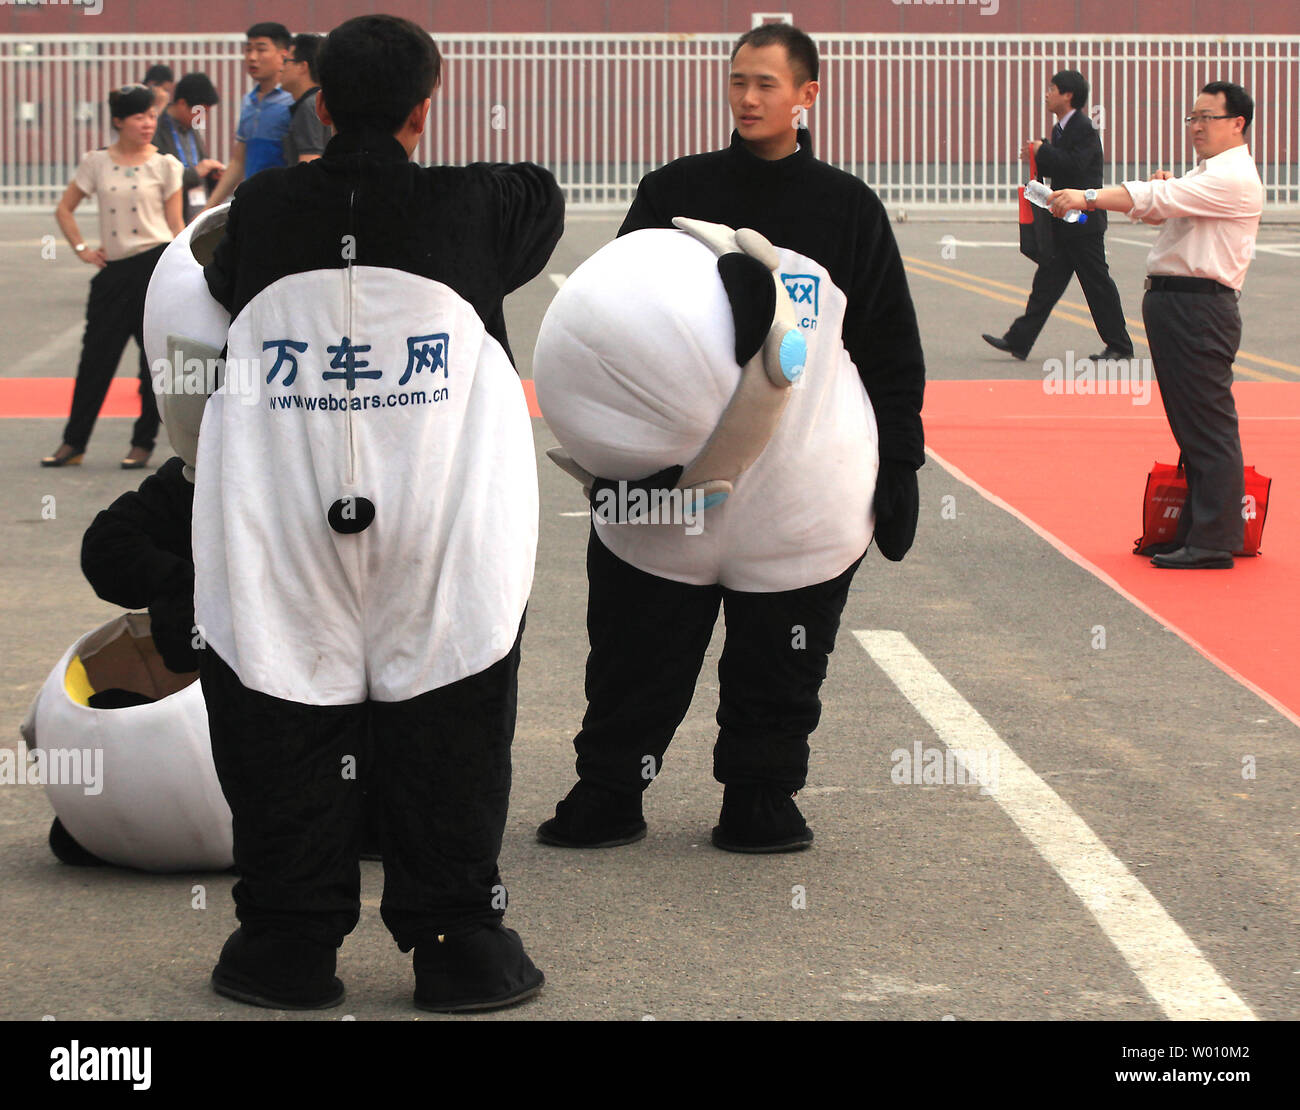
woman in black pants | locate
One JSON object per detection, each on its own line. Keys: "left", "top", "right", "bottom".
{"left": 44, "top": 84, "right": 183, "bottom": 469}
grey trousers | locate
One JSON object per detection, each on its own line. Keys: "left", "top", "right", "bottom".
{"left": 1142, "top": 288, "right": 1245, "bottom": 552}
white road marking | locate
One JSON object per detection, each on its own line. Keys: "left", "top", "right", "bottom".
{"left": 1107, "top": 236, "right": 1161, "bottom": 250}
{"left": 932, "top": 239, "right": 1021, "bottom": 248}
{"left": 549, "top": 273, "right": 567, "bottom": 289}
{"left": 854, "top": 628, "right": 1257, "bottom": 1022}
{"left": 7, "top": 322, "right": 83, "bottom": 378}
{"left": 559, "top": 510, "right": 589, "bottom": 517}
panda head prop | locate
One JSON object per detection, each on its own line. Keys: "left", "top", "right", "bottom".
{"left": 533, "top": 219, "right": 806, "bottom": 518}
{"left": 143, "top": 203, "right": 233, "bottom": 480}
{"left": 18, "top": 613, "right": 233, "bottom": 872}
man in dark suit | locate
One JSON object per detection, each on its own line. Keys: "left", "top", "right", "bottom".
{"left": 984, "top": 70, "right": 1133, "bottom": 362}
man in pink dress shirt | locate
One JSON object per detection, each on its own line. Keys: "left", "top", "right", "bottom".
{"left": 1051, "top": 81, "right": 1263, "bottom": 569}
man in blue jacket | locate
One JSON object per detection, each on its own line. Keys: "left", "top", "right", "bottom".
{"left": 202, "top": 22, "right": 294, "bottom": 211}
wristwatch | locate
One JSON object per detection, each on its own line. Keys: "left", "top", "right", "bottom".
{"left": 1084, "top": 188, "right": 1098, "bottom": 212}
{"left": 74, "top": 243, "right": 87, "bottom": 253}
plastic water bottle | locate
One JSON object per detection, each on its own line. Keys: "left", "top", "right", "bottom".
{"left": 1024, "top": 179, "right": 1087, "bottom": 224}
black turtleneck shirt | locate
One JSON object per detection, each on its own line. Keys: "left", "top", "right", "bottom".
{"left": 618, "top": 129, "right": 925, "bottom": 469}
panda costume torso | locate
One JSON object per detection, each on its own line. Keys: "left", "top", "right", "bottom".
{"left": 536, "top": 129, "right": 925, "bottom": 590}
{"left": 197, "top": 130, "right": 562, "bottom": 704}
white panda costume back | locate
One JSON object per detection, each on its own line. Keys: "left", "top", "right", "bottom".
{"left": 534, "top": 225, "right": 879, "bottom": 590}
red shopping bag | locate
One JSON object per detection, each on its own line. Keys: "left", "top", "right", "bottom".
{"left": 1136, "top": 459, "right": 1272, "bottom": 556}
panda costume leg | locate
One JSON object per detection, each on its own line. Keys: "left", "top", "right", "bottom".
{"left": 714, "top": 556, "right": 864, "bottom": 792}
{"left": 373, "top": 626, "right": 522, "bottom": 947}
{"left": 709, "top": 556, "right": 865, "bottom": 850}
{"left": 200, "top": 647, "right": 368, "bottom": 954}
{"left": 203, "top": 625, "right": 528, "bottom": 1010}
{"left": 550, "top": 536, "right": 863, "bottom": 853}
{"left": 541, "top": 530, "right": 721, "bottom": 847}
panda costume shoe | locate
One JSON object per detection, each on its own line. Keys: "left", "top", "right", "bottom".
{"left": 534, "top": 130, "right": 925, "bottom": 851}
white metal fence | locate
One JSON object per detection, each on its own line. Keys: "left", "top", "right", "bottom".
{"left": 2, "top": 33, "right": 1296, "bottom": 211}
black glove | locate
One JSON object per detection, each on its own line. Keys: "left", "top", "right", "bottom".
{"left": 872, "top": 458, "right": 920, "bottom": 562}
{"left": 149, "top": 591, "right": 199, "bottom": 673}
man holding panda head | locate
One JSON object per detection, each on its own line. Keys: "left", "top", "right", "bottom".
{"left": 537, "top": 23, "right": 926, "bottom": 853}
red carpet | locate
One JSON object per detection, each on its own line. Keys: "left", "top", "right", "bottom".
{"left": 925, "top": 380, "right": 1300, "bottom": 724}
{"left": 0, "top": 378, "right": 149, "bottom": 418}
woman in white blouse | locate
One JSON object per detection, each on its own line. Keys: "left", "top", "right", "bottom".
{"left": 45, "top": 84, "right": 184, "bottom": 469}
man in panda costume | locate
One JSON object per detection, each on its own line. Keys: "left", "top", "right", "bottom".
{"left": 163, "top": 16, "right": 563, "bottom": 1011}
{"left": 535, "top": 23, "right": 925, "bottom": 852}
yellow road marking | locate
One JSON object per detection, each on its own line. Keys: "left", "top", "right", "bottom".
{"left": 901, "top": 254, "right": 1292, "bottom": 383}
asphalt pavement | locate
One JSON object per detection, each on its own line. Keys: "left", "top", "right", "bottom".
{"left": 1, "top": 210, "right": 1296, "bottom": 1022}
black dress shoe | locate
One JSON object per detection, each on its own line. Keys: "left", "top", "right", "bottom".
{"left": 711, "top": 783, "right": 814, "bottom": 854}
{"left": 1134, "top": 539, "right": 1182, "bottom": 557}
{"left": 537, "top": 781, "right": 646, "bottom": 848}
{"left": 211, "top": 927, "right": 344, "bottom": 1010}
{"left": 413, "top": 924, "right": 543, "bottom": 1013}
{"left": 981, "top": 333, "right": 1028, "bottom": 361}
{"left": 1088, "top": 347, "right": 1135, "bottom": 361}
{"left": 1150, "top": 545, "right": 1234, "bottom": 569}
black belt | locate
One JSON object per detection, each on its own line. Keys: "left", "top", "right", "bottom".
{"left": 1145, "top": 275, "right": 1237, "bottom": 295}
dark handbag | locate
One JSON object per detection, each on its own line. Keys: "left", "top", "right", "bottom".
{"left": 1018, "top": 148, "right": 1056, "bottom": 265}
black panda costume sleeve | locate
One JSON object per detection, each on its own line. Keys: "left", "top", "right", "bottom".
{"left": 80, "top": 455, "right": 195, "bottom": 611}
{"left": 487, "top": 161, "right": 572, "bottom": 298}
{"left": 81, "top": 456, "right": 198, "bottom": 674}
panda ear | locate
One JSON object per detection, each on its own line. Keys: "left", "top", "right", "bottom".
{"left": 716, "top": 253, "right": 776, "bottom": 367}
